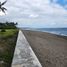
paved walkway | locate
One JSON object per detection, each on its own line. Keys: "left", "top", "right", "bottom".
{"left": 11, "top": 30, "right": 42, "bottom": 67}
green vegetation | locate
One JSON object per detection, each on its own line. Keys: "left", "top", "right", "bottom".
{"left": 0, "top": 22, "right": 17, "bottom": 29}
{"left": 0, "top": 29, "right": 18, "bottom": 67}
{"left": 0, "top": 29, "right": 18, "bottom": 38}
{"left": 1, "top": 29, "right": 6, "bottom": 32}
{"left": 0, "top": 22, "right": 18, "bottom": 67}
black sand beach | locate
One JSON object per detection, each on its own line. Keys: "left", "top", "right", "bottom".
{"left": 22, "top": 30, "right": 67, "bottom": 67}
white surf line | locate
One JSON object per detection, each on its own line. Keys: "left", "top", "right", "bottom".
{"left": 11, "top": 30, "right": 42, "bottom": 67}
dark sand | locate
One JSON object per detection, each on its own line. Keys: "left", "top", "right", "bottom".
{"left": 22, "top": 30, "right": 67, "bottom": 67}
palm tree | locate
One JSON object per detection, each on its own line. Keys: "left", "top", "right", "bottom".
{"left": 0, "top": 0, "right": 7, "bottom": 14}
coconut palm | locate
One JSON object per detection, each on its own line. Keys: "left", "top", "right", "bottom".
{"left": 0, "top": 0, "right": 7, "bottom": 14}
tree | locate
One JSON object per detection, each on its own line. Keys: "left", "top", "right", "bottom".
{"left": 0, "top": 21, "right": 18, "bottom": 29}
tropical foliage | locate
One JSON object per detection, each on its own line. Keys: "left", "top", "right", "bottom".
{"left": 0, "top": 22, "right": 17, "bottom": 29}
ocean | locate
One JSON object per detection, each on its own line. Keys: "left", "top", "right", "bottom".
{"left": 21, "top": 28, "right": 67, "bottom": 36}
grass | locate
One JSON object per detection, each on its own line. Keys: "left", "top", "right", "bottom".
{"left": 0, "top": 29, "right": 18, "bottom": 38}
{"left": 0, "top": 29, "right": 18, "bottom": 67}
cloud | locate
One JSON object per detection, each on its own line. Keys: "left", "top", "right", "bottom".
{"left": 51, "top": 0, "right": 67, "bottom": 8}
{"left": 29, "top": 14, "right": 39, "bottom": 18}
{"left": 0, "top": 11, "right": 5, "bottom": 16}
{"left": 0, "top": 0, "right": 67, "bottom": 28}
{"left": 1, "top": 0, "right": 67, "bottom": 17}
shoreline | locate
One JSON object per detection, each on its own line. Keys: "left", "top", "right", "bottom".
{"left": 22, "top": 30, "right": 67, "bottom": 67}
{"left": 21, "top": 29, "right": 67, "bottom": 37}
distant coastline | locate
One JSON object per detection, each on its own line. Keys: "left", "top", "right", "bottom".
{"left": 20, "top": 27, "right": 67, "bottom": 36}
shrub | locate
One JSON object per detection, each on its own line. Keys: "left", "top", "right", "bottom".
{"left": 1, "top": 29, "right": 6, "bottom": 32}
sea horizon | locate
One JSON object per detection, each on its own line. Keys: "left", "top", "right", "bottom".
{"left": 20, "top": 27, "right": 67, "bottom": 36}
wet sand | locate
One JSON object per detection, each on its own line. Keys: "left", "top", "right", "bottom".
{"left": 22, "top": 30, "right": 67, "bottom": 67}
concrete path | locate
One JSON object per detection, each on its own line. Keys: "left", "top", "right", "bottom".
{"left": 11, "top": 30, "right": 42, "bottom": 67}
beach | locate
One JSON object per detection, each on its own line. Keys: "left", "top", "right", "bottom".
{"left": 22, "top": 30, "right": 67, "bottom": 67}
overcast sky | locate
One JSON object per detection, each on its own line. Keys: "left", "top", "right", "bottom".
{"left": 0, "top": 0, "right": 67, "bottom": 28}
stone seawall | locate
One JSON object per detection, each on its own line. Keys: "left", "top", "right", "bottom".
{"left": 11, "top": 30, "right": 42, "bottom": 67}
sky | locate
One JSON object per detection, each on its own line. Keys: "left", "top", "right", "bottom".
{"left": 0, "top": 0, "right": 67, "bottom": 28}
